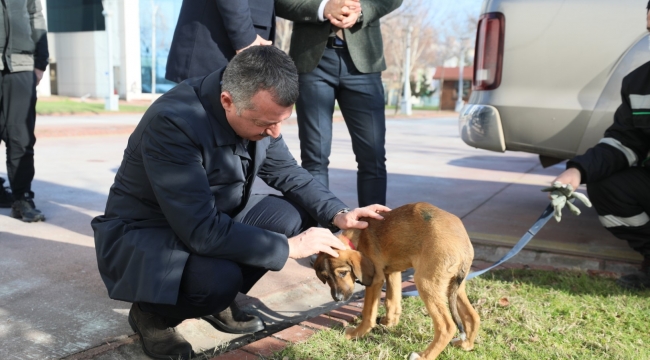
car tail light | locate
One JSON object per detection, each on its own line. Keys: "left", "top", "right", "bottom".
{"left": 473, "top": 12, "right": 505, "bottom": 91}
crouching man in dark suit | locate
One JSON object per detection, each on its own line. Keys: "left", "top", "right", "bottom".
{"left": 91, "top": 46, "right": 388, "bottom": 360}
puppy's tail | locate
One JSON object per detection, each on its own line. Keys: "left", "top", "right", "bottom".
{"left": 448, "top": 265, "right": 466, "bottom": 340}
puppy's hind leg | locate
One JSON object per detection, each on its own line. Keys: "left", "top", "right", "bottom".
{"left": 379, "top": 271, "right": 402, "bottom": 327}
{"left": 451, "top": 281, "right": 480, "bottom": 351}
{"left": 411, "top": 277, "right": 457, "bottom": 360}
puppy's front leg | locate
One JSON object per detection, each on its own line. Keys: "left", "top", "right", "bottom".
{"left": 345, "top": 281, "right": 383, "bottom": 339}
{"left": 380, "top": 271, "right": 402, "bottom": 327}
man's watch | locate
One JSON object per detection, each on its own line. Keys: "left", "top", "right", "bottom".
{"left": 356, "top": 10, "right": 363, "bottom": 23}
{"left": 331, "top": 208, "right": 350, "bottom": 227}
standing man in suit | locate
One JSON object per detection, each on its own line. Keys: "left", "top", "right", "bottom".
{"left": 166, "top": 0, "right": 275, "bottom": 83}
{"left": 276, "top": 0, "right": 402, "bottom": 208}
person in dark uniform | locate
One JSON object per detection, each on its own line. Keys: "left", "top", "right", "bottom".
{"left": 0, "top": 0, "right": 48, "bottom": 222}
{"left": 92, "top": 47, "right": 389, "bottom": 359}
{"left": 165, "top": 0, "right": 275, "bottom": 83}
{"left": 551, "top": 1, "right": 650, "bottom": 290}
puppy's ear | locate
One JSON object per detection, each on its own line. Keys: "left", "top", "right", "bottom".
{"left": 312, "top": 253, "right": 329, "bottom": 284}
{"left": 348, "top": 251, "right": 375, "bottom": 286}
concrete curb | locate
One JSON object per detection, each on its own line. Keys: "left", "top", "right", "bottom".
{"left": 60, "top": 335, "right": 140, "bottom": 359}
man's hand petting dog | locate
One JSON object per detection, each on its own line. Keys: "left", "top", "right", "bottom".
{"left": 332, "top": 204, "right": 392, "bottom": 230}
{"left": 288, "top": 205, "right": 391, "bottom": 260}
{"left": 288, "top": 228, "right": 346, "bottom": 259}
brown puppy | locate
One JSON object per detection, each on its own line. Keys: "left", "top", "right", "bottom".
{"left": 313, "top": 202, "right": 480, "bottom": 360}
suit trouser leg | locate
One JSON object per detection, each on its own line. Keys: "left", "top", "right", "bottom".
{"left": 296, "top": 48, "right": 387, "bottom": 206}
{"left": 0, "top": 70, "right": 37, "bottom": 199}
{"left": 586, "top": 167, "right": 650, "bottom": 260}
{"left": 336, "top": 49, "right": 387, "bottom": 206}
{"left": 295, "top": 49, "right": 338, "bottom": 189}
{"left": 139, "top": 194, "right": 317, "bottom": 322}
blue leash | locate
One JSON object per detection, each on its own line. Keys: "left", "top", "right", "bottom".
{"left": 403, "top": 203, "right": 555, "bottom": 297}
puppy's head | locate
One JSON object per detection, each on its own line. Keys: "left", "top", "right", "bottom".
{"left": 313, "top": 249, "right": 375, "bottom": 302}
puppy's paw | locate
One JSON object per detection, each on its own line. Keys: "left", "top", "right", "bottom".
{"left": 451, "top": 337, "right": 474, "bottom": 351}
{"left": 408, "top": 352, "right": 421, "bottom": 360}
{"left": 344, "top": 326, "right": 369, "bottom": 340}
{"left": 378, "top": 316, "right": 399, "bottom": 327}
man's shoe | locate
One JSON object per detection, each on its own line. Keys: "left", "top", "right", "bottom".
{"left": 10, "top": 197, "right": 45, "bottom": 222}
{"left": 128, "top": 303, "right": 193, "bottom": 360}
{"left": 0, "top": 178, "right": 13, "bottom": 208}
{"left": 616, "top": 259, "right": 650, "bottom": 290}
{"left": 205, "top": 301, "right": 265, "bottom": 334}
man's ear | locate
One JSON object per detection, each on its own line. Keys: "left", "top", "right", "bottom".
{"left": 348, "top": 251, "right": 375, "bottom": 286}
{"left": 221, "top": 91, "right": 235, "bottom": 113}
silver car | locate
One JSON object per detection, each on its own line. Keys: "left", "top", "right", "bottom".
{"left": 459, "top": 0, "right": 650, "bottom": 166}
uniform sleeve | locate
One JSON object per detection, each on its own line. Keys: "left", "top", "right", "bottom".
{"left": 28, "top": 0, "right": 49, "bottom": 70}
{"left": 257, "top": 135, "right": 348, "bottom": 227}
{"left": 141, "top": 113, "right": 289, "bottom": 270}
{"left": 214, "top": 0, "right": 258, "bottom": 51}
{"left": 568, "top": 75, "right": 650, "bottom": 183}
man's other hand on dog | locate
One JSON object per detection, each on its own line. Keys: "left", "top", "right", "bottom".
{"left": 289, "top": 204, "right": 391, "bottom": 259}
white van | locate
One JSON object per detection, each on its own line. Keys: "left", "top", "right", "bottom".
{"left": 459, "top": 0, "right": 650, "bottom": 166}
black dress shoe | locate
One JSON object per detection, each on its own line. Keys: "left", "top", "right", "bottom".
{"left": 205, "top": 301, "right": 265, "bottom": 334}
{"left": 128, "top": 303, "right": 193, "bottom": 360}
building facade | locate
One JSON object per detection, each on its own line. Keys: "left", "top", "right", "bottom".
{"left": 42, "top": 0, "right": 180, "bottom": 100}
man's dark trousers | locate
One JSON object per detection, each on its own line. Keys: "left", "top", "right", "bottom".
{"left": 587, "top": 167, "right": 650, "bottom": 260}
{"left": 296, "top": 45, "right": 387, "bottom": 207}
{"left": 138, "top": 194, "right": 317, "bottom": 324}
{"left": 0, "top": 70, "right": 37, "bottom": 199}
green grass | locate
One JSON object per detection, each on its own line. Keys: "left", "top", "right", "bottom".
{"left": 271, "top": 269, "right": 650, "bottom": 360}
{"left": 36, "top": 98, "right": 150, "bottom": 115}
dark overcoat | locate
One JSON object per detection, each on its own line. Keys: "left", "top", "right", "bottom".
{"left": 165, "top": 0, "right": 275, "bottom": 83}
{"left": 91, "top": 69, "right": 346, "bottom": 305}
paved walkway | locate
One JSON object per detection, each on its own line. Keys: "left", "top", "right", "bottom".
{"left": 0, "top": 111, "right": 639, "bottom": 359}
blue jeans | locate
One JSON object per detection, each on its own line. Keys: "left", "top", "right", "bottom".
{"left": 296, "top": 47, "right": 387, "bottom": 207}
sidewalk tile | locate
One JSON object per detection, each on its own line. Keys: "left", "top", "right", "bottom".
{"left": 240, "top": 337, "right": 287, "bottom": 357}
{"left": 300, "top": 314, "right": 348, "bottom": 330}
{"left": 401, "top": 281, "right": 417, "bottom": 292}
{"left": 347, "top": 300, "right": 364, "bottom": 308}
{"left": 327, "top": 306, "right": 361, "bottom": 323}
{"left": 211, "top": 349, "right": 259, "bottom": 359}
{"left": 272, "top": 325, "right": 315, "bottom": 343}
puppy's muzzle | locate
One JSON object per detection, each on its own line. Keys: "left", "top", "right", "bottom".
{"left": 331, "top": 288, "right": 351, "bottom": 302}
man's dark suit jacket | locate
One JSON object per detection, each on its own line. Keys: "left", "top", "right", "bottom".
{"left": 165, "top": 0, "right": 275, "bottom": 83}
{"left": 276, "top": 0, "right": 402, "bottom": 74}
{"left": 91, "top": 69, "right": 346, "bottom": 305}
